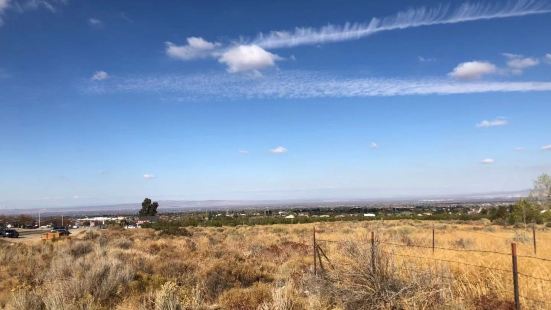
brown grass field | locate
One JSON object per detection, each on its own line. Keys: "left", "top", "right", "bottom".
{"left": 0, "top": 220, "right": 550, "bottom": 309}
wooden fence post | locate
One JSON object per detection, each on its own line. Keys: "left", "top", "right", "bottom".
{"left": 313, "top": 226, "right": 317, "bottom": 275}
{"left": 511, "top": 243, "right": 520, "bottom": 310}
{"left": 532, "top": 224, "right": 537, "bottom": 255}
{"left": 432, "top": 224, "right": 435, "bottom": 254}
{"left": 371, "top": 231, "right": 375, "bottom": 273}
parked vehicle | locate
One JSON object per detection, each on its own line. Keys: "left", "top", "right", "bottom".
{"left": 1, "top": 229, "right": 19, "bottom": 238}
{"left": 51, "top": 228, "right": 71, "bottom": 236}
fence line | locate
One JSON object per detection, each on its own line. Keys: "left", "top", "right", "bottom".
{"left": 312, "top": 227, "right": 551, "bottom": 309}
{"left": 379, "top": 240, "right": 512, "bottom": 256}
{"left": 379, "top": 250, "right": 513, "bottom": 274}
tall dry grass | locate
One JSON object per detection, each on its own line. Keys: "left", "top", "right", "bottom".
{"left": 0, "top": 220, "right": 549, "bottom": 309}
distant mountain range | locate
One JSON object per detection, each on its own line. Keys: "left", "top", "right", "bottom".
{"left": 0, "top": 189, "right": 530, "bottom": 216}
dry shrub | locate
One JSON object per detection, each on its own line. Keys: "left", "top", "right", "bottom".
{"left": 154, "top": 282, "right": 181, "bottom": 310}
{"left": 201, "top": 260, "right": 272, "bottom": 301}
{"left": 513, "top": 231, "right": 530, "bottom": 243}
{"left": 6, "top": 290, "right": 44, "bottom": 310}
{"left": 113, "top": 237, "right": 133, "bottom": 249}
{"left": 453, "top": 238, "right": 474, "bottom": 249}
{"left": 40, "top": 250, "right": 134, "bottom": 308}
{"left": 67, "top": 241, "right": 94, "bottom": 257}
{"left": 218, "top": 283, "right": 272, "bottom": 310}
{"left": 316, "top": 241, "right": 451, "bottom": 309}
{"left": 259, "top": 284, "right": 304, "bottom": 310}
{"left": 473, "top": 293, "right": 514, "bottom": 310}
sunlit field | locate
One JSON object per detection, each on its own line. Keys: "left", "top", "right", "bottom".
{"left": 1, "top": 220, "right": 550, "bottom": 309}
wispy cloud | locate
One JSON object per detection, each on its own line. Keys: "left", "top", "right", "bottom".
{"left": 166, "top": 37, "right": 220, "bottom": 60}
{"left": 481, "top": 158, "right": 495, "bottom": 164}
{"left": 503, "top": 53, "right": 539, "bottom": 74}
{"left": 239, "top": 150, "right": 249, "bottom": 155}
{"left": 542, "top": 144, "right": 551, "bottom": 151}
{"left": 88, "top": 17, "right": 103, "bottom": 27}
{"left": 167, "top": 1, "right": 551, "bottom": 73}
{"left": 1, "top": 0, "right": 68, "bottom": 26}
{"left": 514, "top": 146, "right": 525, "bottom": 151}
{"left": 369, "top": 142, "right": 379, "bottom": 149}
{"left": 85, "top": 71, "right": 551, "bottom": 100}
{"left": 143, "top": 173, "right": 155, "bottom": 180}
{"left": 476, "top": 117, "right": 508, "bottom": 128}
{"left": 449, "top": 61, "right": 497, "bottom": 80}
{"left": 91, "top": 70, "right": 109, "bottom": 81}
{"left": 270, "top": 146, "right": 288, "bottom": 154}
{"left": 251, "top": 0, "right": 551, "bottom": 49}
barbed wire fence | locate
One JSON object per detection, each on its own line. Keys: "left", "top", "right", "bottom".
{"left": 312, "top": 225, "right": 551, "bottom": 310}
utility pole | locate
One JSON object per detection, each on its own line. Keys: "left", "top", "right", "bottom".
{"left": 38, "top": 211, "right": 41, "bottom": 228}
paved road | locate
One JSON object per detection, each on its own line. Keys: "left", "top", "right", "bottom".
{"left": 2, "top": 228, "right": 87, "bottom": 243}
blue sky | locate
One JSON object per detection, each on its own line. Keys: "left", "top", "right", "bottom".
{"left": 1, "top": 0, "right": 551, "bottom": 209}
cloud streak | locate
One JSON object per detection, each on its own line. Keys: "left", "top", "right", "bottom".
{"left": 252, "top": 0, "right": 551, "bottom": 49}
{"left": 166, "top": 1, "right": 551, "bottom": 72}
{"left": 476, "top": 117, "right": 508, "bottom": 128}
{"left": 85, "top": 71, "right": 551, "bottom": 100}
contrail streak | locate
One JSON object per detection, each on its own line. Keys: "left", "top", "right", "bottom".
{"left": 253, "top": 0, "right": 551, "bottom": 49}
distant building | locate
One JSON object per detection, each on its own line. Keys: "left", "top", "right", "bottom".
{"left": 364, "top": 213, "right": 376, "bottom": 217}
{"left": 285, "top": 215, "right": 295, "bottom": 219}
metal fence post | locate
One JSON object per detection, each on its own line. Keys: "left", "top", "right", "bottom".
{"left": 432, "top": 224, "right": 435, "bottom": 254}
{"left": 511, "top": 243, "right": 520, "bottom": 310}
{"left": 532, "top": 224, "right": 537, "bottom": 255}
{"left": 313, "top": 226, "right": 317, "bottom": 275}
{"left": 371, "top": 231, "right": 375, "bottom": 273}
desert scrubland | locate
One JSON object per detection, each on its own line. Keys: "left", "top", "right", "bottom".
{"left": 1, "top": 220, "right": 550, "bottom": 310}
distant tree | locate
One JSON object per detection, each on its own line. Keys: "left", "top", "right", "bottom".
{"left": 530, "top": 174, "right": 551, "bottom": 207}
{"left": 508, "top": 199, "right": 543, "bottom": 225}
{"left": 139, "top": 198, "right": 159, "bottom": 216}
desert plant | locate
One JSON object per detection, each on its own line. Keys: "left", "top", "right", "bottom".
{"left": 155, "top": 281, "right": 182, "bottom": 310}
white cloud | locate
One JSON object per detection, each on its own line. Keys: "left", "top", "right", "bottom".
{"left": 252, "top": 0, "right": 551, "bottom": 49}
{"left": 91, "top": 71, "right": 109, "bottom": 81}
{"left": 1, "top": 0, "right": 67, "bottom": 25}
{"left": 542, "top": 145, "right": 551, "bottom": 151}
{"left": 164, "top": 1, "right": 551, "bottom": 72}
{"left": 503, "top": 53, "right": 539, "bottom": 74}
{"left": 218, "top": 44, "right": 281, "bottom": 73}
{"left": 239, "top": 150, "right": 249, "bottom": 155}
{"left": 449, "top": 61, "right": 497, "bottom": 80}
{"left": 166, "top": 37, "right": 219, "bottom": 60}
{"left": 369, "top": 142, "right": 379, "bottom": 149}
{"left": 88, "top": 17, "right": 103, "bottom": 27}
{"left": 0, "top": 0, "right": 10, "bottom": 25}
{"left": 143, "top": 174, "right": 155, "bottom": 179}
{"left": 270, "top": 146, "right": 288, "bottom": 154}
{"left": 418, "top": 56, "right": 436, "bottom": 63}
{"left": 476, "top": 117, "right": 508, "bottom": 128}
{"left": 0, "top": 0, "right": 9, "bottom": 13}
{"left": 514, "top": 147, "right": 525, "bottom": 151}
{"left": 545, "top": 53, "right": 551, "bottom": 64}
{"left": 87, "top": 70, "right": 551, "bottom": 99}
{"left": 481, "top": 158, "right": 495, "bottom": 164}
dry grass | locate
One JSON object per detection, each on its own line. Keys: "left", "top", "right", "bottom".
{"left": 0, "top": 220, "right": 550, "bottom": 309}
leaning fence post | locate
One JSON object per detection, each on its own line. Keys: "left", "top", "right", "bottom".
{"left": 371, "top": 231, "right": 375, "bottom": 273}
{"left": 511, "top": 243, "right": 520, "bottom": 310}
{"left": 313, "top": 226, "right": 317, "bottom": 275}
{"left": 532, "top": 224, "right": 537, "bottom": 255}
{"left": 432, "top": 224, "right": 435, "bottom": 254}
